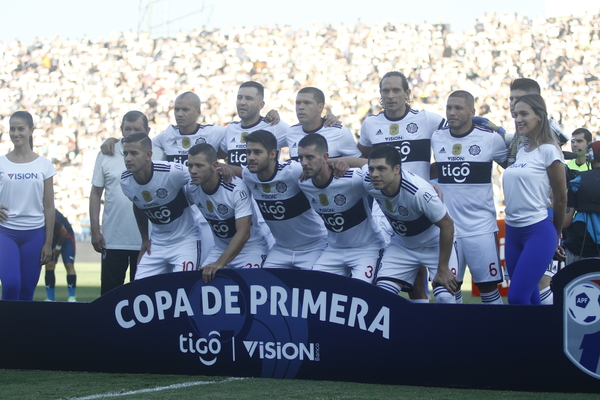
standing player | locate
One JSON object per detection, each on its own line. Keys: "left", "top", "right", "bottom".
{"left": 298, "top": 134, "right": 384, "bottom": 283}
{"left": 187, "top": 143, "right": 272, "bottom": 283}
{"left": 221, "top": 81, "right": 290, "bottom": 167}
{"left": 120, "top": 133, "right": 202, "bottom": 279}
{"left": 359, "top": 71, "right": 445, "bottom": 302}
{"left": 287, "top": 87, "right": 361, "bottom": 160}
{"left": 365, "top": 145, "right": 459, "bottom": 303}
{"left": 432, "top": 91, "right": 507, "bottom": 304}
{"left": 90, "top": 111, "right": 154, "bottom": 295}
{"left": 243, "top": 130, "right": 328, "bottom": 270}
{"left": 44, "top": 209, "right": 77, "bottom": 302}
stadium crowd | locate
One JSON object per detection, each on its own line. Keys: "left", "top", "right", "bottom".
{"left": 0, "top": 9, "right": 599, "bottom": 236}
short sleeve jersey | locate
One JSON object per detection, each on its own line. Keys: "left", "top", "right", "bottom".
{"left": 299, "top": 168, "right": 383, "bottom": 249}
{"left": 287, "top": 122, "right": 361, "bottom": 160}
{"left": 53, "top": 209, "right": 74, "bottom": 239}
{"left": 120, "top": 161, "right": 199, "bottom": 246}
{"left": 0, "top": 155, "right": 56, "bottom": 230}
{"left": 242, "top": 160, "right": 326, "bottom": 250}
{"left": 362, "top": 165, "right": 448, "bottom": 249}
{"left": 221, "top": 118, "right": 290, "bottom": 167}
{"left": 431, "top": 124, "right": 507, "bottom": 237}
{"left": 359, "top": 108, "right": 445, "bottom": 179}
{"left": 502, "top": 144, "right": 563, "bottom": 227}
{"left": 186, "top": 176, "right": 269, "bottom": 250}
{"left": 153, "top": 124, "right": 226, "bottom": 166}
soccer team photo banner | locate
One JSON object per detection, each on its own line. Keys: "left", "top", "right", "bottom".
{"left": 1, "top": 262, "right": 600, "bottom": 392}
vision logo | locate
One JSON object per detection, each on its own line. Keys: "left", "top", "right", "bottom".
{"left": 179, "top": 331, "right": 222, "bottom": 366}
{"left": 8, "top": 172, "right": 38, "bottom": 180}
{"left": 243, "top": 341, "right": 319, "bottom": 361}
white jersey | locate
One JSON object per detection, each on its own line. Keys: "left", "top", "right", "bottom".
{"left": 362, "top": 165, "right": 448, "bottom": 249}
{"left": 242, "top": 161, "right": 326, "bottom": 250}
{"left": 221, "top": 118, "right": 290, "bottom": 167}
{"left": 120, "top": 161, "right": 199, "bottom": 247}
{"left": 153, "top": 124, "right": 226, "bottom": 166}
{"left": 186, "top": 176, "right": 271, "bottom": 250}
{"left": 299, "top": 168, "right": 384, "bottom": 249}
{"left": 287, "top": 122, "right": 361, "bottom": 160}
{"left": 431, "top": 124, "right": 507, "bottom": 237}
{"left": 359, "top": 109, "right": 445, "bottom": 179}
{"left": 503, "top": 144, "right": 563, "bottom": 227}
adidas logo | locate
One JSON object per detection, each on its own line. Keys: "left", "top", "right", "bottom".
{"left": 376, "top": 129, "right": 383, "bottom": 135}
{"left": 439, "top": 148, "right": 446, "bottom": 153}
{"left": 133, "top": 196, "right": 140, "bottom": 201}
{"left": 292, "top": 142, "right": 297, "bottom": 148}
{"left": 173, "top": 140, "right": 178, "bottom": 145}
{"left": 254, "top": 184, "right": 259, "bottom": 190}
{"left": 230, "top": 137, "right": 236, "bottom": 143}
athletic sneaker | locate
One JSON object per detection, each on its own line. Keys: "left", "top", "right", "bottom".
{"left": 67, "top": 296, "right": 77, "bottom": 302}
{"left": 44, "top": 298, "right": 54, "bottom": 302}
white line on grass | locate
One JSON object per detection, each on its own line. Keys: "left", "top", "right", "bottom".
{"left": 62, "top": 377, "right": 247, "bottom": 400}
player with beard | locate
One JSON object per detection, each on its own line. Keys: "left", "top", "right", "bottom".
{"left": 298, "top": 134, "right": 384, "bottom": 283}
{"left": 242, "top": 130, "right": 328, "bottom": 270}
{"left": 358, "top": 71, "right": 445, "bottom": 302}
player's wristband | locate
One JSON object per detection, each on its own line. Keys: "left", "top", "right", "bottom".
{"left": 55, "top": 245, "right": 62, "bottom": 251}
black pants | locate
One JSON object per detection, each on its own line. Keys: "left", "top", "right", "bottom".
{"left": 101, "top": 249, "right": 139, "bottom": 295}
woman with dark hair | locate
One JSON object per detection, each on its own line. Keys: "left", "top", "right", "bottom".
{"left": 502, "top": 94, "right": 566, "bottom": 305}
{"left": 0, "top": 111, "right": 56, "bottom": 300}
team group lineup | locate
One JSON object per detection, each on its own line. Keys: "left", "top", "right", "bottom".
{"left": 0, "top": 71, "right": 586, "bottom": 305}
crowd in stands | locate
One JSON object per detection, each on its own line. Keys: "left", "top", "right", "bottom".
{"left": 0, "top": 10, "right": 599, "bottom": 236}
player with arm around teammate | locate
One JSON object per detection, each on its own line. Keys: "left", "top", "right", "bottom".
{"left": 431, "top": 91, "right": 507, "bottom": 304}
{"left": 298, "top": 133, "right": 384, "bottom": 283}
{"left": 119, "top": 132, "right": 202, "bottom": 279}
{"left": 365, "top": 145, "right": 459, "bottom": 303}
{"left": 186, "top": 143, "right": 272, "bottom": 283}
{"left": 243, "top": 130, "right": 328, "bottom": 270}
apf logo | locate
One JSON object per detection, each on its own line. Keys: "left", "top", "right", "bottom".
{"left": 179, "top": 331, "right": 222, "bottom": 366}
{"left": 564, "top": 274, "right": 600, "bottom": 380}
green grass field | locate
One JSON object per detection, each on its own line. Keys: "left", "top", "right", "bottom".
{"left": 2, "top": 263, "right": 563, "bottom": 399}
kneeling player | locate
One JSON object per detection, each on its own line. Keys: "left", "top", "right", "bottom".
{"left": 298, "top": 134, "right": 384, "bottom": 283}
{"left": 187, "top": 144, "right": 272, "bottom": 283}
{"left": 120, "top": 133, "right": 202, "bottom": 280}
{"left": 364, "top": 145, "right": 459, "bottom": 303}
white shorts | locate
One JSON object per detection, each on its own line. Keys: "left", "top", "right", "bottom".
{"left": 372, "top": 202, "right": 393, "bottom": 245}
{"left": 196, "top": 211, "right": 214, "bottom": 265}
{"left": 376, "top": 240, "right": 458, "bottom": 290}
{"left": 263, "top": 241, "right": 327, "bottom": 270}
{"left": 203, "top": 241, "right": 268, "bottom": 269}
{"left": 455, "top": 233, "right": 502, "bottom": 284}
{"left": 313, "top": 244, "right": 383, "bottom": 283}
{"left": 135, "top": 239, "right": 201, "bottom": 280}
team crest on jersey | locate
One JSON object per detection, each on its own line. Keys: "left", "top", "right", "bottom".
{"left": 217, "top": 204, "right": 229, "bottom": 215}
{"left": 241, "top": 132, "right": 250, "bottom": 143}
{"left": 262, "top": 184, "right": 271, "bottom": 193}
{"left": 142, "top": 191, "right": 152, "bottom": 202}
{"left": 398, "top": 205, "right": 409, "bottom": 216}
{"left": 469, "top": 145, "right": 481, "bottom": 156}
{"left": 206, "top": 200, "right": 215, "bottom": 213}
{"left": 319, "top": 194, "right": 329, "bottom": 206}
{"left": 156, "top": 188, "right": 168, "bottom": 199}
{"left": 182, "top": 137, "right": 191, "bottom": 149}
{"left": 384, "top": 199, "right": 394, "bottom": 213}
{"left": 195, "top": 137, "right": 207, "bottom": 145}
{"left": 276, "top": 182, "right": 287, "bottom": 193}
{"left": 389, "top": 124, "right": 400, "bottom": 136}
{"left": 406, "top": 123, "right": 418, "bottom": 134}
{"left": 563, "top": 273, "right": 600, "bottom": 380}
{"left": 334, "top": 194, "right": 346, "bottom": 206}
{"left": 452, "top": 144, "right": 462, "bottom": 155}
